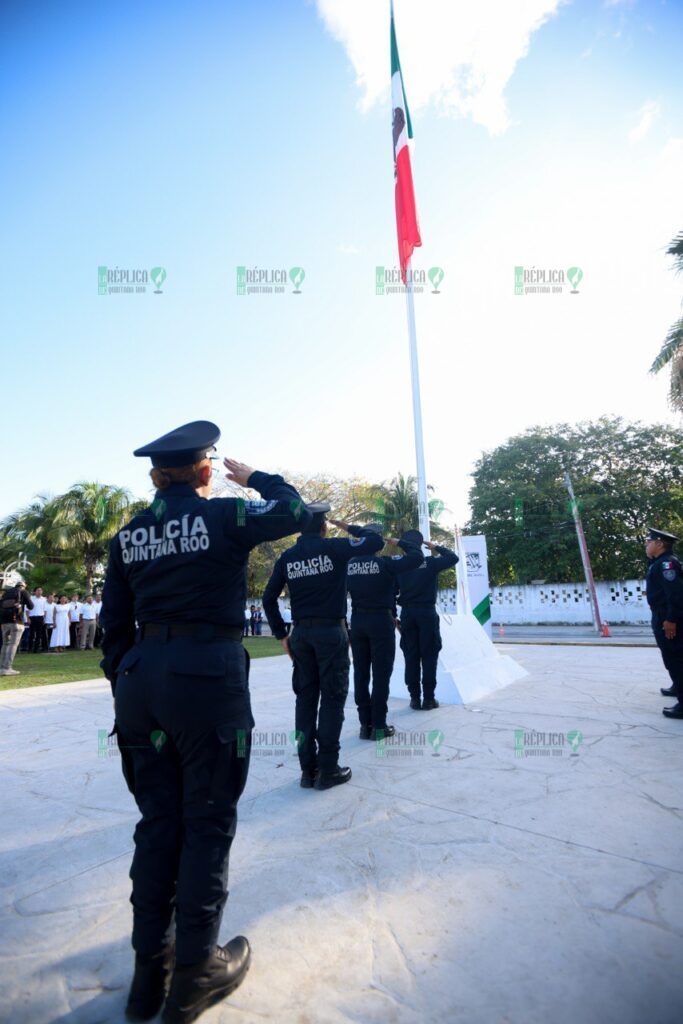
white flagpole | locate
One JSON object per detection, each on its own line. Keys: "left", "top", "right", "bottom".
{"left": 404, "top": 256, "right": 431, "bottom": 542}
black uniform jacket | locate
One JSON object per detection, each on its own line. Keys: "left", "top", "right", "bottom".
{"left": 347, "top": 543, "right": 424, "bottom": 612}
{"left": 646, "top": 552, "right": 683, "bottom": 623}
{"left": 396, "top": 546, "right": 458, "bottom": 609}
{"left": 100, "top": 471, "right": 309, "bottom": 680}
{"left": 263, "top": 526, "right": 384, "bottom": 638}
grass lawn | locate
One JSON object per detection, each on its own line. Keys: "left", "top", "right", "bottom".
{"left": 0, "top": 636, "right": 284, "bottom": 691}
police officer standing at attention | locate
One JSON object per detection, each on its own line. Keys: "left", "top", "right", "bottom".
{"left": 395, "top": 531, "right": 458, "bottom": 710}
{"left": 262, "top": 507, "right": 383, "bottom": 790}
{"left": 645, "top": 527, "right": 683, "bottom": 719}
{"left": 346, "top": 525, "right": 423, "bottom": 739}
{"left": 100, "top": 421, "right": 309, "bottom": 1024}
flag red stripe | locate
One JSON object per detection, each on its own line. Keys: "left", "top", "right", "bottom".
{"left": 395, "top": 144, "right": 422, "bottom": 283}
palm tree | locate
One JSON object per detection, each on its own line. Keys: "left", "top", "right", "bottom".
{"left": 374, "top": 473, "right": 451, "bottom": 542}
{"left": 2, "top": 483, "right": 146, "bottom": 593}
{"left": 650, "top": 231, "right": 683, "bottom": 413}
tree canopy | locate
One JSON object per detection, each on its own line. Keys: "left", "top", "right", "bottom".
{"left": 466, "top": 417, "right": 683, "bottom": 585}
{"left": 1, "top": 483, "right": 146, "bottom": 593}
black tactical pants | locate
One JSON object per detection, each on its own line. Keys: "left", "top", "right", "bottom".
{"left": 288, "top": 622, "right": 349, "bottom": 774}
{"left": 653, "top": 619, "right": 683, "bottom": 699}
{"left": 350, "top": 610, "right": 396, "bottom": 729}
{"left": 399, "top": 607, "right": 442, "bottom": 701}
{"left": 114, "top": 636, "right": 252, "bottom": 966}
{"left": 28, "top": 615, "right": 46, "bottom": 652}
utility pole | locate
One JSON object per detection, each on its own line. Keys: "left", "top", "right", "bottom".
{"left": 564, "top": 472, "right": 603, "bottom": 635}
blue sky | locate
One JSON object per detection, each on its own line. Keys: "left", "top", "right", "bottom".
{"left": 1, "top": 0, "right": 681, "bottom": 525}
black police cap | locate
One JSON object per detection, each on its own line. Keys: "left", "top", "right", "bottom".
{"left": 646, "top": 527, "right": 678, "bottom": 544}
{"left": 364, "top": 523, "right": 384, "bottom": 535}
{"left": 302, "top": 501, "right": 331, "bottom": 534}
{"left": 133, "top": 421, "right": 220, "bottom": 468}
{"left": 400, "top": 529, "right": 424, "bottom": 546}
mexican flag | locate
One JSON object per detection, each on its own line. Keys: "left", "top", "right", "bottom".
{"left": 391, "top": 3, "right": 421, "bottom": 283}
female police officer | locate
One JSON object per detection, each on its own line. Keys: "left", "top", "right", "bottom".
{"left": 100, "top": 421, "right": 309, "bottom": 1023}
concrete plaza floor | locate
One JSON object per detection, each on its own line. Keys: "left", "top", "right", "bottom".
{"left": 1, "top": 645, "right": 682, "bottom": 1024}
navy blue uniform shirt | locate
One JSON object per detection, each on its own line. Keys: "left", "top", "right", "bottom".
{"left": 347, "top": 543, "right": 424, "bottom": 612}
{"left": 396, "top": 546, "right": 458, "bottom": 608}
{"left": 100, "top": 471, "right": 309, "bottom": 679}
{"left": 263, "top": 525, "right": 384, "bottom": 638}
{"left": 646, "top": 552, "right": 683, "bottom": 623}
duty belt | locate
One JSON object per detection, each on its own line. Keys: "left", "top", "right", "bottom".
{"left": 294, "top": 617, "right": 347, "bottom": 627}
{"left": 352, "top": 607, "right": 393, "bottom": 614}
{"left": 140, "top": 623, "right": 243, "bottom": 642}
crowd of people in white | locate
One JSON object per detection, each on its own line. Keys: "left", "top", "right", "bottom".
{"left": 0, "top": 584, "right": 104, "bottom": 675}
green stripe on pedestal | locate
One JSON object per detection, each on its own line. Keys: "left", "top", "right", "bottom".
{"left": 473, "top": 594, "right": 491, "bottom": 625}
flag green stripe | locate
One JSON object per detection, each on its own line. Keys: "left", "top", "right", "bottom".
{"left": 390, "top": 13, "right": 413, "bottom": 139}
{"left": 472, "top": 595, "right": 491, "bottom": 625}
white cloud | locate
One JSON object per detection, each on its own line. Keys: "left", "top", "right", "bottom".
{"left": 628, "top": 100, "right": 661, "bottom": 143}
{"left": 315, "top": 0, "right": 563, "bottom": 135}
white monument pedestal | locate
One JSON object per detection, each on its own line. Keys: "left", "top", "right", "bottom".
{"left": 389, "top": 611, "right": 528, "bottom": 705}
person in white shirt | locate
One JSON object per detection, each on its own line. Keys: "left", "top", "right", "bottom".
{"left": 28, "top": 587, "right": 48, "bottom": 653}
{"left": 281, "top": 605, "right": 292, "bottom": 636}
{"left": 44, "top": 594, "right": 56, "bottom": 649}
{"left": 68, "top": 593, "right": 82, "bottom": 651}
{"left": 79, "top": 595, "right": 98, "bottom": 650}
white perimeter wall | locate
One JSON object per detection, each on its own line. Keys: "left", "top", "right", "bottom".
{"left": 437, "top": 580, "right": 650, "bottom": 625}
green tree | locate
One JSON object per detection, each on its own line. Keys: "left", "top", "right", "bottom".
{"left": 650, "top": 230, "right": 683, "bottom": 412}
{"left": 214, "top": 471, "right": 453, "bottom": 596}
{"left": 373, "top": 472, "right": 451, "bottom": 543}
{"left": 467, "top": 417, "right": 683, "bottom": 585}
{"left": 1, "top": 483, "right": 146, "bottom": 594}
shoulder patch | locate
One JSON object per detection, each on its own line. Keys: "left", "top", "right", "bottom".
{"left": 662, "top": 561, "right": 673, "bottom": 569}
{"left": 245, "top": 500, "right": 278, "bottom": 515}
{"left": 663, "top": 568, "right": 676, "bottom": 581}
{"left": 391, "top": 555, "right": 402, "bottom": 560}
{"left": 349, "top": 537, "right": 365, "bottom": 547}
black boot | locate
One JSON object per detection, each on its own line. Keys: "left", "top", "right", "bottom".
{"left": 422, "top": 697, "right": 440, "bottom": 710}
{"left": 126, "top": 945, "right": 174, "bottom": 1022}
{"left": 359, "top": 725, "right": 372, "bottom": 740}
{"left": 162, "top": 938, "right": 251, "bottom": 1024}
{"left": 300, "top": 769, "right": 317, "bottom": 788}
{"left": 314, "top": 766, "right": 352, "bottom": 790}
{"left": 371, "top": 724, "right": 396, "bottom": 740}
{"left": 661, "top": 686, "right": 676, "bottom": 697}
{"left": 409, "top": 697, "right": 421, "bottom": 710}
{"left": 663, "top": 703, "right": 683, "bottom": 719}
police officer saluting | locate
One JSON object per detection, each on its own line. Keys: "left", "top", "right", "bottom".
{"left": 395, "top": 531, "right": 458, "bottom": 710}
{"left": 100, "top": 421, "right": 309, "bottom": 1024}
{"left": 645, "top": 527, "right": 683, "bottom": 719}
{"left": 262, "top": 507, "right": 383, "bottom": 789}
{"left": 347, "top": 525, "right": 423, "bottom": 739}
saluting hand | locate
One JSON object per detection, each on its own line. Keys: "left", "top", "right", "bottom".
{"left": 386, "top": 538, "right": 399, "bottom": 546}
{"left": 223, "top": 458, "right": 255, "bottom": 487}
{"left": 425, "top": 541, "right": 439, "bottom": 551}
{"left": 328, "top": 518, "right": 350, "bottom": 532}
